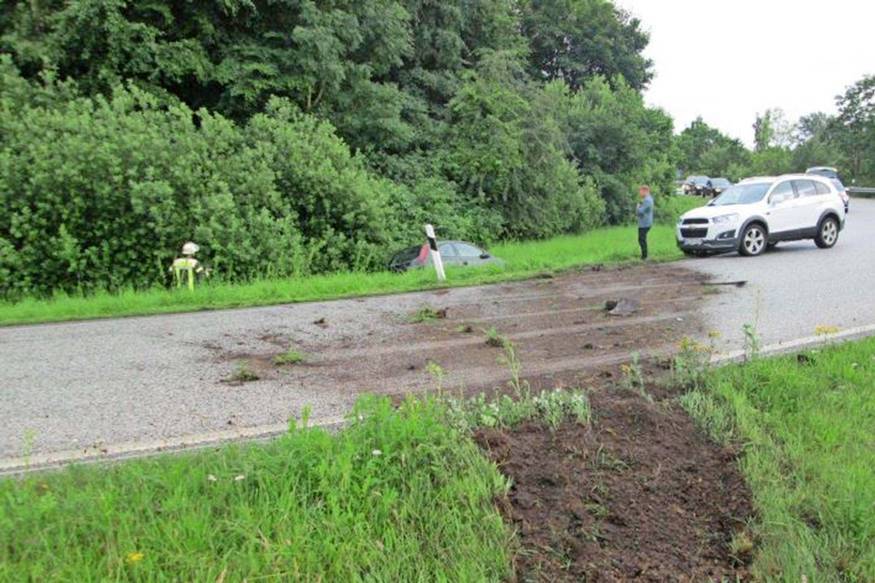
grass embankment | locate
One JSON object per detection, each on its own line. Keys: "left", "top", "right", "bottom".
{"left": 0, "top": 397, "right": 512, "bottom": 581}
{"left": 682, "top": 338, "right": 875, "bottom": 581}
{"left": 0, "top": 205, "right": 701, "bottom": 327}
{"left": 0, "top": 376, "right": 590, "bottom": 581}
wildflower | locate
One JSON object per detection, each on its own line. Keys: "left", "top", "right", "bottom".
{"left": 125, "top": 551, "right": 144, "bottom": 565}
{"left": 372, "top": 449, "right": 382, "bottom": 457}
{"left": 207, "top": 474, "right": 217, "bottom": 482}
{"left": 234, "top": 474, "right": 246, "bottom": 481}
{"left": 815, "top": 324, "right": 840, "bottom": 336}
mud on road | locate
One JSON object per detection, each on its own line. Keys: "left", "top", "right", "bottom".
{"left": 223, "top": 263, "right": 711, "bottom": 402}
{"left": 0, "top": 263, "right": 714, "bottom": 467}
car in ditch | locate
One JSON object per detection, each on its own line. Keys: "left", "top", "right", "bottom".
{"left": 389, "top": 240, "right": 504, "bottom": 272}
{"left": 676, "top": 174, "right": 846, "bottom": 257}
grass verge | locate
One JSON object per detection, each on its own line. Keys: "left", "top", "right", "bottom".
{"left": 0, "top": 385, "right": 592, "bottom": 580}
{"left": 0, "top": 397, "right": 512, "bottom": 581}
{"left": 0, "top": 221, "right": 696, "bottom": 327}
{"left": 680, "top": 338, "right": 875, "bottom": 581}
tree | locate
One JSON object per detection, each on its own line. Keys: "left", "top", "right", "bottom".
{"left": 521, "top": 0, "right": 653, "bottom": 91}
{"left": 833, "top": 75, "right": 875, "bottom": 183}
{"left": 676, "top": 118, "right": 750, "bottom": 180}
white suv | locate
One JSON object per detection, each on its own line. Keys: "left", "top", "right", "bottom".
{"left": 676, "top": 175, "right": 846, "bottom": 257}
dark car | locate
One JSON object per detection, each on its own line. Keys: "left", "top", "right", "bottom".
{"left": 710, "top": 178, "right": 732, "bottom": 196}
{"left": 685, "top": 176, "right": 713, "bottom": 196}
{"left": 806, "top": 166, "right": 840, "bottom": 180}
{"left": 806, "top": 168, "right": 848, "bottom": 214}
{"left": 389, "top": 240, "right": 503, "bottom": 272}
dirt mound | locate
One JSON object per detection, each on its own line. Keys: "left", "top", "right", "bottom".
{"left": 474, "top": 390, "right": 753, "bottom": 581}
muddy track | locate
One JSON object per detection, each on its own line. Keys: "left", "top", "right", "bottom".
{"left": 219, "top": 264, "right": 709, "bottom": 400}
{"left": 0, "top": 263, "right": 713, "bottom": 465}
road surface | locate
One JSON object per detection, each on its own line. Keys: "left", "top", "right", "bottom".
{"left": 1, "top": 199, "right": 873, "bottom": 471}
{"left": 689, "top": 197, "right": 875, "bottom": 352}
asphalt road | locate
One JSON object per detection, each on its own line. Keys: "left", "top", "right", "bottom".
{"left": 688, "top": 197, "right": 875, "bottom": 352}
{"left": 1, "top": 198, "right": 873, "bottom": 471}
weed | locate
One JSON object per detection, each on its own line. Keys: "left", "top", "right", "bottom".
{"left": 670, "top": 336, "right": 714, "bottom": 391}
{"left": 229, "top": 361, "right": 259, "bottom": 383}
{"left": 456, "top": 324, "right": 474, "bottom": 334}
{"left": 273, "top": 348, "right": 306, "bottom": 366}
{"left": 814, "top": 324, "right": 840, "bottom": 336}
{"left": 408, "top": 306, "right": 446, "bottom": 323}
{"left": 620, "top": 352, "right": 651, "bottom": 402}
{"left": 742, "top": 323, "right": 761, "bottom": 361}
{"left": 483, "top": 327, "right": 509, "bottom": 348}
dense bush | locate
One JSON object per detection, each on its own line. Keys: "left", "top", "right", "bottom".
{"left": 0, "top": 1, "right": 677, "bottom": 299}
{"left": 0, "top": 63, "right": 415, "bottom": 297}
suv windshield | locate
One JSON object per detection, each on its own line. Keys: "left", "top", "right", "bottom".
{"left": 711, "top": 179, "right": 731, "bottom": 187}
{"left": 710, "top": 183, "right": 771, "bottom": 206}
{"left": 689, "top": 176, "right": 709, "bottom": 185}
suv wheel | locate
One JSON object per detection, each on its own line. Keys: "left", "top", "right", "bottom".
{"left": 815, "top": 216, "right": 839, "bottom": 249}
{"left": 739, "top": 223, "right": 767, "bottom": 256}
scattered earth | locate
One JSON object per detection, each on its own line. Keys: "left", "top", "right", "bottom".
{"left": 0, "top": 263, "right": 712, "bottom": 465}
{"left": 475, "top": 387, "right": 754, "bottom": 582}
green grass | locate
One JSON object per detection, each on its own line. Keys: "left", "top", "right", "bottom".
{"left": 273, "top": 348, "right": 306, "bottom": 366}
{"left": 0, "top": 383, "right": 594, "bottom": 581}
{"left": 681, "top": 338, "right": 875, "bottom": 581}
{"left": 0, "top": 397, "right": 513, "bottom": 581}
{"left": 0, "top": 218, "right": 699, "bottom": 327}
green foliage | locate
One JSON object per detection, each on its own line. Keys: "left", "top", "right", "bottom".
{"left": 0, "top": 396, "right": 512, "bottom": 580}
{"left": 0, "top": 66, "right": 415, "bottom": 297}
{"left": 681, "top": 338, "right": 875, "bottom": 580}
{"left": 676, "top": 117, "right": 751, "bottom": 181}
{"left": 0, "top": 0, "right": 672, "bottom": 298}
{"left": 521, "top": 0, "right": 653, "bottom": 91}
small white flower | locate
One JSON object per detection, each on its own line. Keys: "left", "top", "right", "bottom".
{"left": 372, "top": 449, "right": 382, "bottom": 457}
{"left": 234, "top": 474, "right": 246, "bottom": 481}
{"left": 207, "top": 474, "right": 217, "bottom": 482}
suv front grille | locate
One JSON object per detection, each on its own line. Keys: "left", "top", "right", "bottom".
{"left": 680, "top": 228, "right": 708, "bottom": 238}
{"left": 682, "top": 218, "right": 709, "bottom": 225}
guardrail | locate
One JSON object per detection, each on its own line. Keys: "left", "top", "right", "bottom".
{"left": 848, "top": 187, "right": 875, "bottom": 196}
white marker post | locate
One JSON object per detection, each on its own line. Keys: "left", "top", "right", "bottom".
{"left": 424, "top": 224, "right": 446, "bottom": 282}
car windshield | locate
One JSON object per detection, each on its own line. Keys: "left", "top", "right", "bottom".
{"left": 689, "top": 176, "right": 709, "bottom": 185}
{"left": 710, "top": 183, "right": 771, "bottom": 206}
{"left": 711, "top": 179, "right": 731, "bottom": 187}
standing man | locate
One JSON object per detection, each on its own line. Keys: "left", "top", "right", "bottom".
{"left": 636, "top": 185, "right": 654, "bottom": 260}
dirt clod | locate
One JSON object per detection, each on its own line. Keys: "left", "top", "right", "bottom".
{"left": 606, "top": 298, "right": 641, "bottom": 317}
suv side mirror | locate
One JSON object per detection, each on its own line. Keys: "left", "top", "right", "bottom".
{"left": 480, "top": 253, "right": 491, "bottom": 259}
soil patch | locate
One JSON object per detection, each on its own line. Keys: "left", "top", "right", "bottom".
{"left": 475, "top": 388, "right": 753, "bottom": 581}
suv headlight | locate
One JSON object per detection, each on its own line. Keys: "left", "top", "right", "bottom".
{"left": 712, "top": 213, "right": 739, "bottom": 225}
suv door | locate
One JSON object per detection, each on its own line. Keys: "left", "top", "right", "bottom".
{"left": 766, "top": 181, "right": 798, "bottom": 234}
{"left": 791, "top": 179, "right": 823, "bottom": 231}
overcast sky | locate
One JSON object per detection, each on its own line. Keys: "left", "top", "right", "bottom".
{"left": 617, "top": 0, "right": 874, "bottom": 145}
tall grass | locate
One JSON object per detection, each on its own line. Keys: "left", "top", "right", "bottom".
{"left": 0, "top": 221, "right": 696, "bottom": 326}
{"left": 681, "top": 338, "right": 875, "bottom": 581}
{"left": 0, "top": 396, "right": 512, "bottom": 581}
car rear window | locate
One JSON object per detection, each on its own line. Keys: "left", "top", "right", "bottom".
{"left": 793, "top": 180, "right": 818, "bottom": 197}
{"left": 814, "top": 181, "right": 831, "bottom": 195}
